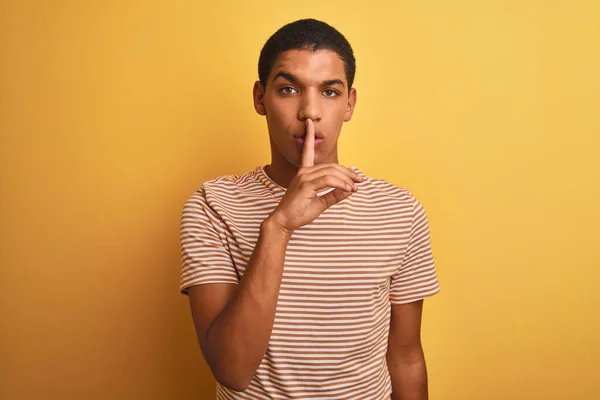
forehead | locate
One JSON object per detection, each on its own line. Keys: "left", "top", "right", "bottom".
{"left": 269, "top": 49, "right": 346, "bottom": 84}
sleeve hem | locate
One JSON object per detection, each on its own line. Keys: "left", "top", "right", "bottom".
{"left": 389, "top": 287, "right": 440, "bottom": 305}
{"left": 180, "top": 280, "right": 239, "bottom": 296}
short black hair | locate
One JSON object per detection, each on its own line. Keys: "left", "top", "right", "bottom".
{"left": 258, "top": 19, "right": 356, "bottom": 91}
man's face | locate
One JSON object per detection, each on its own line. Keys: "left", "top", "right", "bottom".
{"left": 253, "top": 49, "right": 357, "bottom": 167}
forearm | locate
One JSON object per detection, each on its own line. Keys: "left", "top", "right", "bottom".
{"left": 205, "top": 217, "right": 291, "bottom": 390}
{"left": 388, "top": 347, "right": 428, "bottom": 400}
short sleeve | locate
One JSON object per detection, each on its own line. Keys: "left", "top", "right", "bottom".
{"left": 179, "top": 186, "right": 239, "bottom": 295}
{"left": 389, "top": 194, "right": 440, "bottom": 304}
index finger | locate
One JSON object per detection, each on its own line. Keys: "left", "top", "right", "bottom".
{"left": 301, "top": 119, "right": 315, "bottom": 168}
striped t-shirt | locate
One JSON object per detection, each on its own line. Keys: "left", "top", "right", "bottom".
{"left": 180, "top": 165, "right": 440, "bottom": 400}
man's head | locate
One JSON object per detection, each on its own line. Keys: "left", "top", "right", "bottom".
{"left": 257, "top": 19, "right": 356, "bottom": 91}
{"left": 253, "top": 19, "right": 357, "bottom": 169}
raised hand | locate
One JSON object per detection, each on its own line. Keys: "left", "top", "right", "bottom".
{"left": 269, "top": 119, "right": 365, "bottom": 234}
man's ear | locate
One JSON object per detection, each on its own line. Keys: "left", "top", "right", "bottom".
{"left": 343, "top": 87, "right": 357, "bottom": 122}
{"left": 253, "top": 81, "right": 266, "bottom": 116}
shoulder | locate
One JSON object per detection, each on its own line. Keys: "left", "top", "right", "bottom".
{"left": 352, "top": 168, "right": 429, "bottom": 224}
{"left": 361, "top": 173, "right": 420, "bottom": 208}
{"left": 202, "top": 171, "right": 246, "bottom": 197}
{"left": 184, "top": 167, "right": 268, "bottom": 211}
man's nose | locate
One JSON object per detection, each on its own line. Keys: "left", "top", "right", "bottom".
{"left": 298, "top": 90, "right": 322, "bottom": 122}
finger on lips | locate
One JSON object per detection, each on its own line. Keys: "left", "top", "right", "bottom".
{"left": 301, "top": 119, "right": 315, "bottom": 168}
{"left": 300, "top": 120, "right": 366, "bottom": 186}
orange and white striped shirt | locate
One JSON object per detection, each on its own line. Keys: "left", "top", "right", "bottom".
{"left": 180, "top": 165, "right": 440, "bottom": 400}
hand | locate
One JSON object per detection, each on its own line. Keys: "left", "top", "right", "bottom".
{"left": 269, "top": 119, "right": 365, "bottom": 234}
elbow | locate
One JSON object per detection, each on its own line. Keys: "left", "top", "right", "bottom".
{"left": 216, "top": 375, "right": 251, "bottom": 393}
{"left": 202, "top": 340, "right": 256, "bottom": 392}
{"left": 211, "top": 364, "right": 253, "bottom": 393}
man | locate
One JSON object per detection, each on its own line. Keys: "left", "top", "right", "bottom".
{"left": 180, "top": 18, "right": 440, "bottom": 400}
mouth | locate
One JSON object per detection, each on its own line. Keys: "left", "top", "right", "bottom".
{"left": 293, "top": 127, "right": 325, "bottom": 148}
{"left": 294, "top": 136, "right": 324, "bottom": 146}
{"left": 293, "top": 132, "right": 325, "bottom": 140}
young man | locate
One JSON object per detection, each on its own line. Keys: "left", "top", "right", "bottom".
{"left": 180, "top": 19, "right": 440, "bottom": 400}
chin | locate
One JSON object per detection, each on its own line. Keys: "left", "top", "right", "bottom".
{"left": 289, "top": 154, "right": 313, "bottom": 167}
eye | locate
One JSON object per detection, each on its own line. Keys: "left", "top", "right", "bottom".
{"left": 280, "top": 86, "right": 298, "bottom": 95}
{"left": 323, "top": 89, "right": 339, "bottom": 97}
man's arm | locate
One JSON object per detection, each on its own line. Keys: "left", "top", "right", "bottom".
{"left": 387, "top": 300, "right": 429, "bottom": 400}
{"left": 187, "top": 216, "right": 291, "bottom": 392}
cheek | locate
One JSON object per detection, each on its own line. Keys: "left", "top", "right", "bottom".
{"left": 266, "top": 100, "right": 297, "bottom": 130}
{"left": 334, "top": 101, "right": 349, "bottom": 117}
{"left": 321, "top": 103, "right": 347, "bottom": 141}
{"left": 326, "top": 103, "right": 347, "bottom": 126}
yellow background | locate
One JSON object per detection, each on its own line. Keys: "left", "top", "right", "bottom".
{"left": 1, "top": 1, "right": 599, "bottom": 399}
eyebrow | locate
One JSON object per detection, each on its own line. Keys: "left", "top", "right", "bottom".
{"left": 272, "top": 71, "right": 345, "bottom": 87}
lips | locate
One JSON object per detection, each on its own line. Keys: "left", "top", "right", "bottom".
{"left": 294, "top": 136, "right": 324, "bottom": 146}
{"left": 293, "top": 132, "right": 325, "bottom": 139}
